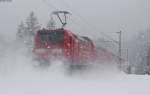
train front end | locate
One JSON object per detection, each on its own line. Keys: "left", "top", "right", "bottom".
{"left": 33, "top": 29, "right": 68, "bottom": 63}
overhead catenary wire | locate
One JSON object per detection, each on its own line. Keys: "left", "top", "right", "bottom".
{"left": 41, "top": 0, "right": 78, "bottom": 27}
{"left": 56, "top": 0, "right": 118, "bottom": 44}
{"left": 41, "top": 0, "right": 59, "bottom": 11}
{"left": 42, "top": 0, "right": 118, "bottom": 44}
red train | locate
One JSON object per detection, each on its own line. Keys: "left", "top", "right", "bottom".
{"left": 33, "top": 28, "right": 96, "bottom": 67}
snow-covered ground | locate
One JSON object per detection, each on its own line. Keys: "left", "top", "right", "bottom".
{"left": 0, "top": 65, "right": 150, "bottom": 95}
{"left": 0, "top": 44, "right": 150, "bottom": 95}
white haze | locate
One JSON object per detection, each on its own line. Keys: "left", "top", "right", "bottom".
{"left": 0, "top": 0, "right": 150, "bottom": 95}
{"left": 0, "top": 33, "right": 149, "bottom": 95}
{"left": 0, "top": 0, "right": 150, "bottom": 41}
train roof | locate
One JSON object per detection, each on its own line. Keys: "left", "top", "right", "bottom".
{"left": 82, "top": 36, "right": 93, "bottom": 42}
{"left": 38, "top": 28, "right": 64, "bottom": 33}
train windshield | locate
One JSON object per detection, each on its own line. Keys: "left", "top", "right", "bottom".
{"left": 39, "top": 30, "right": 64, "bottom": 44}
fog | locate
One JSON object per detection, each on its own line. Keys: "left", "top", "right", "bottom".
{"left": 0, "top": 0, "right": 150, "bottom": 95}
{"left": 0, "top": 40, "right": 150, "bottom": 95}
{"left": 0, "top": 0, "right": 150, "bottom": 40}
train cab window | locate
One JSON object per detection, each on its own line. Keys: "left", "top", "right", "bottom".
{"left": 39, "top": 30, "right": 64, "bottom": 44}
{"left": 40, "top": 34, "right": 48, "bottom": 43}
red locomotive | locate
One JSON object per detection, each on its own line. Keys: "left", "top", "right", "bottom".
{"left": 33, "top": 28, "right": 96, "bottom": 67}
{"left": 32, "top": 11, "right": 96, "bottom": 68}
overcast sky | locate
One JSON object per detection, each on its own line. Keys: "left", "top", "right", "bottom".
{"left": 0, "top": 0, "right": 150, "bottom": 41}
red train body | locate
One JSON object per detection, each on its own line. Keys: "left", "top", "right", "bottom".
{"left": 33, "top": 28, "right": 96, "bottom": 65}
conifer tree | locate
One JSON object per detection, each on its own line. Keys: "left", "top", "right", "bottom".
{"left": 146, "top": 48, "right": 150, "bottom": 74}
{"left": 26, "top": 11, "right": 41, "bottom": 36}
{"left": 16, "top": 21, "right": 26, "bottom": 42}
{"left": 16, "top": 11, "right": 41, "bottom": 47}
{"left": 46, "top": 17, "right": 56, "bottom": 30}
{"left": 24, "top": 11, "right": 40, "bottom": 47}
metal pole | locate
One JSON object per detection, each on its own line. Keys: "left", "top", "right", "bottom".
{"left": 117, "top": 31, "right": 122, "bottom": 68}
{"left": 127, "top": 49, "right": 128, "bottom": 62}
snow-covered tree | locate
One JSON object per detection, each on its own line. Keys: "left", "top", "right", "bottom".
{"left": 145, "top": 46, "right": 150, "bottom": 74}
{"left": 16, "top": 11, "right": 41, "bottom": 48}
{"left": 25, "top": 11, "right": 40, "bottom": 46}
{"left": 26, "top": 11, "right": 40, "bottom": 45}
{"left": 16, "top": 21, "right": 26, "bottom": 42}
{"left": 46, "top": 17, "right": 56, "bottom": 30}
{"left": 129, "top": 29, "right": 150, "bottom": 74}
{"left": 26, "top": 11, "right": 41, "bottom": 36}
